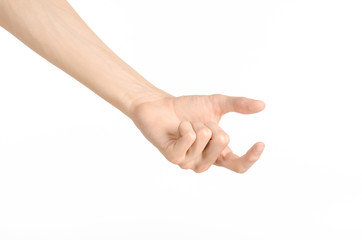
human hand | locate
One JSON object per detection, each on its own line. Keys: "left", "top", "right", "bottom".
{"left": 131, "top": 94, "right": 265, "bottom": 173}
{"left": 0, "top": 1, "right": 265, "bottom": 174}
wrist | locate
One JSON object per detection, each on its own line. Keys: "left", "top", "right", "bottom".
{"left": 96, "top": 58, "right": 172, "bottom": 118}
{"left": 118, "top": 80, "right": 173, "bottom": 119}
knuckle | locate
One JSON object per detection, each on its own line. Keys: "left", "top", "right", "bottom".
{"left": 210, "top": 94, "right": 225, "bottom": 101}
{"left": 193, "top": 168, "right": 205, "bottom": 173}
{"left": 185, "top": 131, "right": 197, "bottom": 142}
{"left": 193, "top": 164, "right": 210, "bottom": 173}
{"left": 168, "top": 156, "right": 183, "bottom": 165}
{"left": 249, "top": 156, "right": 258, "bottom": 162}
{"left": 179, "top": 161, "right": 194, "bottom": 170}
{"left": 173, "top": 158, "right": 184, "bottom": 165}
{"left": 197, "top": 128, "right": 212, "bottom": 139}
{"left": 165, "top": 153, "right": 184, "bottom": 165}
{"left": 235, "top": 166, "right": 247, "bottom": 174}
{"left": 215, "top": 132, "right": 230, "bottom": 145}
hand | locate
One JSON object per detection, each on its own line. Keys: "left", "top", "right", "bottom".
{"left": 0, "top": 1, "right": 265, "bottom": 174}
{"left": 131, "top": 94, "right": 266, "bottom": 173}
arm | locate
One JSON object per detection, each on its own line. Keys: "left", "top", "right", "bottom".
{"left": 0, "top": 0, "right": 266, "bottom": 173}
{"left": 0, "top": 0, "right": 169, "bottom": 117}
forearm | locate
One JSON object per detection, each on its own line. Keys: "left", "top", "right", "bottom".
{"left": 0, "top": 0, "right": 170, "bottom": 117}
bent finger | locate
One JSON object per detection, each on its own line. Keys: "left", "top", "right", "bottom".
{"left": 214, "top": 142, "right": 265, "bottom": 173}
{"left": 180, "top": 122, "right": 212, "bottom": 169}
{"left": 193, "top": 122, "right": 229, "bottom": 173}
{"left": 172, "top": 121, "right": 196, "bottom": 161}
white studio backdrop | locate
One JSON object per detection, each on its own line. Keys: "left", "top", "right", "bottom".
{"left": 0, "top": 0, "right": 361, "bottom": 239}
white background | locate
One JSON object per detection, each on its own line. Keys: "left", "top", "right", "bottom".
{"left": 1, "top": 0, "right": 362, "bottom": 239}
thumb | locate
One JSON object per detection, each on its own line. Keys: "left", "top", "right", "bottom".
{"left": 213, "top": 94, "right": 266, "bottom": 115}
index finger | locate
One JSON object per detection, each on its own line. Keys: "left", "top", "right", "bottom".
{"left": 214, "top": 142, "right": 265, "bottom": 173}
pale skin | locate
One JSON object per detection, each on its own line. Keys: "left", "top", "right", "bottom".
{"left": 0, "top": 0, "right": 265, "bottom": 173}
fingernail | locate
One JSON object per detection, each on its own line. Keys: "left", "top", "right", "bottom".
{"left": 255, "top": 144, "right": 264, "bottom": 153}
{"left": 258, "top": 101, "right": 266, "bottom": 109}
